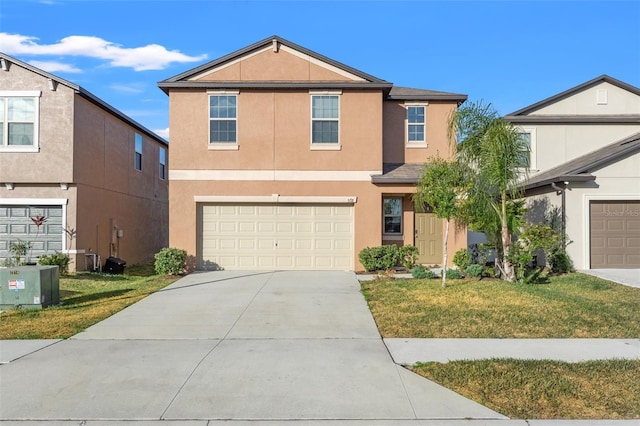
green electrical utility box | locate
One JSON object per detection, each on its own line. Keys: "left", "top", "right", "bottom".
{"left": 0, "top": 266, "right": 59, "bottom": 310}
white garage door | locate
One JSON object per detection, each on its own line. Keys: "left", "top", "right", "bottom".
{"left": 199, "top": 203, "right": 354, "bottom": 270}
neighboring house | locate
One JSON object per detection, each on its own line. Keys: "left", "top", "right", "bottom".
{"left": 504, "top": 75, "right": 640, "bottom": 269}
{"left": 158, "top": 35, "right": 468, "bottom": 271}
{"left": 0, "top": 53, "right": 169, "bottom": 271}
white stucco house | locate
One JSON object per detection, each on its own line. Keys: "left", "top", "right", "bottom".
{"left": 504, "top": 75, "right": 640, "bottom": 270}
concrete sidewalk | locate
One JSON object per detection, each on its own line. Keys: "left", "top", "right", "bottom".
{"left": 0, "top": 271, "right": 504, "bottom": 422}
{"left": 385, "top": 338, "right": 640, "bottom": 365}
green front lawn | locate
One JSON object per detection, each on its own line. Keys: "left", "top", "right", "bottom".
{"left": 362, "top": 272, "right": 640, "bottom": 419}
{"left": 0, "top": 264, "right": 179, "bottom": 339}
{"left": 361, "top": 273, "right": 640, "bottom": 338}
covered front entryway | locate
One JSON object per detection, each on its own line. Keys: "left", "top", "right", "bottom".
{"left": 0, "top": 204, "right": 63, "bottom": 264}
{"left": 198, "top": 203, "right": 354, "bottom": 270}
{"left": 590, "top": 201, "right": 640, "bottom": 268}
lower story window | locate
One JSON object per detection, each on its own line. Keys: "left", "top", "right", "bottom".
{"left": 383, "top": 198, "right": 402, "bottom": 234}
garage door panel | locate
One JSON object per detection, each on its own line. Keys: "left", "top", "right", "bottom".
{"left": 590, "top": 201, "right": 640, "bottom": 268}
{"left": 0, "top": 204, "right": 64, "bottom": 264}
{"left": 200, "top": 203, "right": 354, "bottom": 270}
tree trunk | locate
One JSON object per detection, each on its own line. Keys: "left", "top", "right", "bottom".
{"left": 501, "top": 192, "right": 515, "bottom": 282}
{"left": 442, "top": 219, "right": 450, "bottom": 287}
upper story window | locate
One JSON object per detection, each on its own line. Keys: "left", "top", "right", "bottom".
{"left": 159, "top": 146, "right": 166, "bottom": 180}
{"left": 516, "top": 128, "right": 536, "bottom": 170}
{"left": 311, "top": 94, "right": 340, "bottom": 148}
{"left": 209, "top": 94, "right": 237, "bottom": 146}
{"left": 0, "top": 91, "right": 40, "bottom": 153}
{"left": 383, "top": 197, "right": 403, "bottom": 235}
{"left": 406, "top": 104, "right": 426, "bottom": 146}
{"left": 135, "top": 133, "right": 143, "bottom": 171}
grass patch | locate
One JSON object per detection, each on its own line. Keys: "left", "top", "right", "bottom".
{"left": 411, "top": 359, "right": 640, "bottom": 419}
{"left": 0, "top": 264, "right": 179, "bottom": 339}
{"left": 361, "top": 273, "right": 640, "bottom": 338}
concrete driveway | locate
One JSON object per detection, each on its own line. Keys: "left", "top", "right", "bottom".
{"left": 0, "top": 271, "right": 505, "bottom": 422}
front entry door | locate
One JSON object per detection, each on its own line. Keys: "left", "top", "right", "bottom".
{"left": 415, "top": 213, "right": 443, "bottom": 265}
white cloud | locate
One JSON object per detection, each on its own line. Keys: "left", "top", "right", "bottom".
{"left": 109, "top": 83, "right": 144, "bottom": 94}
{"left": 154, "top": 127, "right": 170, "bottom": 140}
{"left": 0, "top": 33, "right": 208, "bottom": 71}
{"left": 28, "top": 60, "right": 82, "bottom": 73}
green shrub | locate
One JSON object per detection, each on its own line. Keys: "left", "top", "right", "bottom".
{"left": 445, "top": 268, "right": 464, "bottom": 279}
{"left": 411, "top": 265, "right": 437, "bottom": 279}
{"left": 398, "top": 245, "right": 418, "bottom": 270}
{"left": 38, "top": 252, "right": 71, "bottom": 275}
{"left": 358, "top": 245, "right": 400, "bottom": 272}
{"left": 359, "top": 247, "right": 379, "bottom": 272}
{"left": 154, "top": 247, "right": 187, "bottom": 275}
{"left": 453, "top": 248, "right": 471, "bottom": 271}
{"left": 550, "top": 251, "right": 574, "bottom": 274}
{"left": 465, "top": 264, "right": 484, "bottom": 279}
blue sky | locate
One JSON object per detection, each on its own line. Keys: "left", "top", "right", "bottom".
{"left": 1, "top": 0, "right": 639, "bottom": 140}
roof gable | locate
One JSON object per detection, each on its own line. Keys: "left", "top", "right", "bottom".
{"left": 507, "top": 75, "right": 640, "bottom": 117}
{"left": 161, "top": 36, "right": 387, "bottom": 83}
{"left": 158, "top": 35, "right": 392, "bottom": 93}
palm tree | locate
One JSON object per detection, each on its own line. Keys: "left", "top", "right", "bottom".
{"left": 448, "top": 101, "right": 529, "bottom": 282}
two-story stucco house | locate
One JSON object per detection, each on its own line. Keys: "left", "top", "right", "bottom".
{"left": 159, "top": 36, "right": 468, "bottom": 271}
{"left": 0, "top": 53, "right": 169, "bottom": 271}
{"left": 505, "top": 75, "right": 640, "bottom": 270}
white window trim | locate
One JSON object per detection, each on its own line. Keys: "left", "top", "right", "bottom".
{"left": 310, "top": 93, "right": 341, "bottom": 148}
{"left": 208, "top": 91, "right": 239, "bottom": 149}
{"left": 518, "top": 127, "right": 537, "bottom": 171}
{"left": 383, "top": 197, "right": 403, "bottom": 236}
{"left": 0, "top": 91, "right": 41, "bottom": 153}
{"left": 405, "top": 102, "right": 427, "bottom": 147}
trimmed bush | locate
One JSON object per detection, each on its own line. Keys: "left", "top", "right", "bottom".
{"left": 399, "top": 245, "right": 419, "bottom": 270}
{"left": 453, "top": 248, "right": 471, "bottom": 271}
{"left": 38, "top": 252, "right": 71, "bottom": 275}
{"left": 154, "top": 247, "right": 187, "bottom": 275}
{"left": 465, "top": 264, "right": 484, "bottom": 279}
{"left": 445, "top": 268, "right": 464, "bottom": 279}
{"left": 411, "top": 265, "right": 437, "bottom": 279}
{"left": 358, "top": 245, "right": 400, "bottom": 272}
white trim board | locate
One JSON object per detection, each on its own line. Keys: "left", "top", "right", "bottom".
{"left": 170, "top": 170, "right": 380, "bottom": 181}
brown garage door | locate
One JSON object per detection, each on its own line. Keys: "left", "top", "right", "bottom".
{"left": 590, "top": 201, "right": 640, "bottom": 268}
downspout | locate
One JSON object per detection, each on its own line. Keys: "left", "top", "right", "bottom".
{"left": 551, "top": 182, "right": 567, "bottom": 248}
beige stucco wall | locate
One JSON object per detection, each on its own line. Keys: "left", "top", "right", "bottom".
{"left": 170, "top": 89, "right": 382, "bottom": 172}
{"left": 193, "top": 46, "right": 359, "bottom": 82}
{"left": 383, "top": 101, "right": 457, "bottom": 164}
{"left": 0, "top": 63, "right": 74, "bottom": 183}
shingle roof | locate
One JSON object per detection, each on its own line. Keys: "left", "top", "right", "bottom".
{"left": 0, "top": 52, "right": 168, "bottom": 146}
{"left": 371, "top": 163, "right": 425, "bottom": 184}
{"left": 524, "top": 132, "right": 640, "bottom": 191}
{"left": 387, "top": 86, "right": 467, "bottom": 103}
